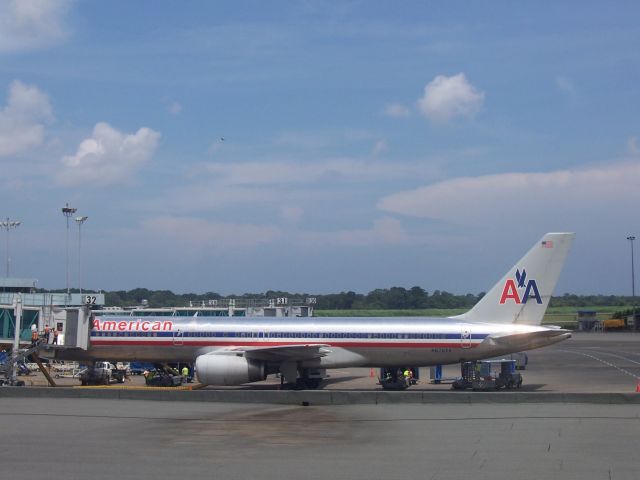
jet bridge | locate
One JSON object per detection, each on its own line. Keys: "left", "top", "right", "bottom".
{"left": 1, "top": 297, "right": 93, "bottom": 385}
{"left": 58, "top": 307, "right": 92, "bottom": 350}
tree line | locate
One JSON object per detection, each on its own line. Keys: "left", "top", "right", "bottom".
{"left": 50, "top": 287, "right": 637, "bottom": 310}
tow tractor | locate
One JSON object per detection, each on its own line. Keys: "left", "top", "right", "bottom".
{"left": 143, "top": 364, "right": 184, "bottom": 387}
{"left": 378, "top": 367, "right": 418, "bottom": 390}
{"left": 451, "top": 360, "right": 523, "bottom": 391}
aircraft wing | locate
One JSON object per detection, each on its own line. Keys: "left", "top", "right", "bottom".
{"left": 211, "top": 344, "right": 331, "bottom": 362}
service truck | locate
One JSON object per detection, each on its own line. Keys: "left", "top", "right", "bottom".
{"left": 79, "top": 361, "right": 127, "bottom": 386}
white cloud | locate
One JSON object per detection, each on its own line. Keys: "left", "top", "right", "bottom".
{"left": 371, "top": 140, "right": 388, "bottom": 156}
{"left": 383, "top": 103, "right": 411, "bottom": 118}
{"left": 142, "top": 216, "right": 282, "bottom": 249}
{"left": 127, "top": 214, "right": 420, "bottom": 252}
{"left": 274, "top": 129, "right": 375, "bottom": 150}
{"left": 168, "top": 101, "right": 182, "bottom": 115}
{"left": 0, "top": 0, "right": 72, "bottom": 53}
{"left": 556, "top": 75, "right": 577, "bottom": 101}
{"left": 275, "top": 131, "right": 333, "bottom": 149}
{"left": 200, "top": 158, "right": 428, "bottom": 186}
{"left": 58, "top": 122, "right": 160, "bottom": 186}
{"left": 0, "top": 80, "right": 53, "bottom": 156}
{"left": 378, "top": 161, "right": 640, "bottom": 228}
{"left": 627, "top": 136, "right": 639, "bottom": 156}
{"left": 296, "top": 217, "right": 418, "bottom": 247}
{"left": 417, "top": 73, "right": 484, "bottom": 123}
{"left": 207, "top": 137, "right": 225, "bottom": 155}
{"left": 138, "top": 184, "right": 276, "bottom": 214}
{"left": 280, "top": 206, "right": 303, "bottom": 224}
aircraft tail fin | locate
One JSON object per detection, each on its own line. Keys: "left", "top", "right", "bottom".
{"left": 455, "top": 233, "right": 574, "bottom": 325}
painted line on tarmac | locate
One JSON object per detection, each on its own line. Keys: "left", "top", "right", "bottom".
{"left": 615, "top": 350, "right": 640, "bottom": 359}
{"left": 593, "top": 351, "right": 640, "bottom": 367}
{"left": 560, "top": 350, "right": 640, "bottom": 380}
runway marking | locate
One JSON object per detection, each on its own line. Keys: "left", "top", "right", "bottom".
{"left": 560, "top": 350, "right": 640, "bottom": 380}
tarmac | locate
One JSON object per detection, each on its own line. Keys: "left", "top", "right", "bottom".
{"left": 1, "top": 332, "right": 639, "bottom": 479}
{"left": 0, "top": 398, "right": 638, "bottom": 480}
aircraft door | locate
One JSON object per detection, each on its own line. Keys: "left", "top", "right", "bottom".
{"left": 173, "top": 328, "right": 184, "bottom": 346}
{"left": 460, "top": 326, "right": 471, "bottom": 349}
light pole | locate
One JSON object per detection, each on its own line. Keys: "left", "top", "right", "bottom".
{"left": 1, "top": 217, "right": 21, "bottom": 277}
{"left": 62, "top": 203, "right": 77, "bottom": 297}
{"left": 628, "top": 236, "right": 637, "bottom": 330}
{"left": 627, "top": 236, "right": 636, "bottom": 298}
{"left": 75, "top": 216, "right": 88, "bottom": 296}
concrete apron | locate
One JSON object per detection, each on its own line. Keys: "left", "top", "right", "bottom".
{"left": 1, "top": 387, "right": 639, "bottom": 405}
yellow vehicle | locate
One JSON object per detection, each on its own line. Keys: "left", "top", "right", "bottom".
{"left": 602, "top": 318, "right": 626, "bottom": 330}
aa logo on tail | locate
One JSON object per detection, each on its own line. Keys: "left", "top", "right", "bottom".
{"left": 499, "top": 269, "right": 542, "bottom": 304}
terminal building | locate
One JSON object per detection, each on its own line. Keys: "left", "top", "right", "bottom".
{"left": 94, "top": 298, "right": 314, "bottom": 318}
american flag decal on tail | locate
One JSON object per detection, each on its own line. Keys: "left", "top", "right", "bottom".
{"left": 541, "top": 240, "right": 553, "bottom": 248}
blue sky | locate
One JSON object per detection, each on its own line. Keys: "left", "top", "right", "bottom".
{"left": 0, "top": 1, "right": 638, "bottom": 295}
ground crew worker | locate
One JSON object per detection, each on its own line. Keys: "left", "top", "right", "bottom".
{"left": 53, "top": 328, "right": 59, "bottom": 345}
{"left": 182, "top": 366, "right": 189, "bottom": 379}
{"left": 31, "top": 325, "right": 38, "bottom": 345}
{"left": 403, "top": 368, "right": 411, "bottom": 386}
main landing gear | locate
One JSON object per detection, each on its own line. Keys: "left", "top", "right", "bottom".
{"left": 278, "top": 364, "right": 326, "bottom": 390}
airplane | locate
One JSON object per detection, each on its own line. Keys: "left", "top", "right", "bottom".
{"left": 53, "top": 232, "right": 574, "bottom": 389}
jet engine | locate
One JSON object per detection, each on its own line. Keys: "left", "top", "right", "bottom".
{"left": 195, "top": 354, "right": 265, "bottom": 386}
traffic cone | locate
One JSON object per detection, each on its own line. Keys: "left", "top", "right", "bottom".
{"left": 369, "top": 368, "right": 375, "bottom": 378}
{"left": 636, "top": 381, "right": 640, "bottom": 393}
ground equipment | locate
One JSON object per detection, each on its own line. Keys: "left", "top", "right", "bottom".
{"left": 143, "top": 364, "right": 184, "bottom": 387}
{"left": 452, "top": 360, "right": 522, "bottom": 391}
{"left": 79, "top": 361, "right": 127, "bottom": 386}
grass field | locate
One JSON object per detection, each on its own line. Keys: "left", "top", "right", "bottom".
{"left": 315, "top": 305, "right": 632, "bottom": 328}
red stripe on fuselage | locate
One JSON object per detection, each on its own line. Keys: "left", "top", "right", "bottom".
{"left": 89, "top": 340, "right": 478, "bottom": 348}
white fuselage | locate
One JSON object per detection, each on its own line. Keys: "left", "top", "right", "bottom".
{"left": 56, "top": 315, "right": 570, "bottom": 368}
